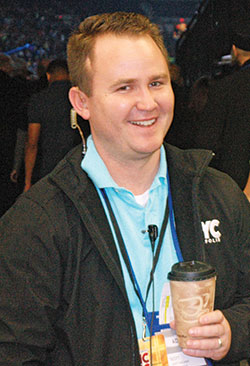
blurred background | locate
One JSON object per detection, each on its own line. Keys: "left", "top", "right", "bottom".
{"left": 1, "top": 0, "right": 249, "bottom": 85}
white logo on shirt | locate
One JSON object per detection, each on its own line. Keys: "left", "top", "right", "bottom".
{"left": 201, "top": 219, "right": 221, "bottom": 244}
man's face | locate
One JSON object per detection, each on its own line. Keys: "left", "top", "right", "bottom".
{"left": 80, "top": 34, "right": 174, "bottom": 164}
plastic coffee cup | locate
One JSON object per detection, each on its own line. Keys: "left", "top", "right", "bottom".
{"left": 168, "top": 260, "right": 216, "bottom": 348}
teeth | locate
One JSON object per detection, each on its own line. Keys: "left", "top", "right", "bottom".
{"left": 130, "top": 119, "right": 155, "bottom": 126}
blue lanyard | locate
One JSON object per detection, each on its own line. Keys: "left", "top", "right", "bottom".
{"left": 100, "top": 169, "right": 183, "bottom": 332}
{"left": 167, "top": 169, "right": 183, "bottom": 262}
{"left": 101, "top": 172, "right": 213, "bottom": 366}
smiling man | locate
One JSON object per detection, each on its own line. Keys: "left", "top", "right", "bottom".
{"left": 69, "top": 32, "right": 174, "bottom": 194}
{"left": 0, "top": 12, "right": 249, "bottom": 366}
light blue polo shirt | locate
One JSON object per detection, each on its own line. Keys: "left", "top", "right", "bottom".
{"left": 81, "top": 136, "right": 178, "bottom": 339}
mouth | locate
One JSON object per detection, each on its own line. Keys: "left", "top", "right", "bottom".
{"left": 129, "top": 118, "right": 156, "bottom": 127}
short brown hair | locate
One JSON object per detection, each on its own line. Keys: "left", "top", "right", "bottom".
{"left": 67, "top": 12, "right": 168, "bottom": 96}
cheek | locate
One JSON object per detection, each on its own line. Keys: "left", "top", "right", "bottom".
{"left": 110, "top": 95, "right": 132, "bottom": 109}
{"left": 104, "top": 96, "right": 133, "bottom": 120}
{"left": 164, "top": 90, "right": 175, "bottom": 114}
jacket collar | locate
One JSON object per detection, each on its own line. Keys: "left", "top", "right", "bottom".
{"left": 50, "top": 145, "right": 128, "bottom": 299}
{"left": 50, "top": 143, "right": 214, "bottom": 291}
{"left": 61, "top": 143, "right": 214, "bottom": 185}
{"left": 165, "top": 143, "right": 214, "bottom": 261}
{"left": 165, "top": 143, "right": 214, "bottom": 178}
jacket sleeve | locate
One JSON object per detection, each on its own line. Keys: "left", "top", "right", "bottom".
{"left": 219, "top": 192, "right": 250, "bottom": 364}
{"left": 0, "top": 196, "right": 64, "bottom": 364}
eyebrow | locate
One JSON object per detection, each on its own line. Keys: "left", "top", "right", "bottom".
{"left": 110, "top": 73, "right": 170, "bottom": 89}
{"left": 151, "top": 73, "right": 170, "bottom": 80}
{"left": 109, "top": 78, "right": 136, "bottom": 89}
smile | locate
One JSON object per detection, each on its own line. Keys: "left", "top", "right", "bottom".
{"left": 129, "top": 118, "right": 156, "bottom": 126}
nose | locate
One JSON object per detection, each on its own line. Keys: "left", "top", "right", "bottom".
{"left": 135, "top": 88, "right": 157, "bottom": 111}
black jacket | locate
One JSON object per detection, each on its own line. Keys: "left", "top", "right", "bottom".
{"left": 0, "top": 143, "right": 249, "bottom": 366}
{"left": 189, "top": 61, "right": 250, "bottom": 190}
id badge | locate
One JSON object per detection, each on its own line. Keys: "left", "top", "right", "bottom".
{"left": 139, "top": 334, "right": 168, "bottom": 366}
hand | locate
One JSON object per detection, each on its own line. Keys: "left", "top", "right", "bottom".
{"left": 170, "top": 310, "right": 232, "bottom": 361}
{"left": 10, "top": 169, "right": 18, "bottom": 183}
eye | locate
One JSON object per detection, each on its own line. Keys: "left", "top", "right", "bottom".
{"left": 150, "top": 81, "right": 162, "bottom": 87}
{"left": 117, "top": 85, "right": 131, "bottom": 92}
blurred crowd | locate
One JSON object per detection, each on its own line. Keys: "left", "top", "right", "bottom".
{"left": 0, "top": 2, "right": 249, "bottom": 218}
{"left": 0, "top": 2, "right": 85, "bottom": 76}
{"left": 0, "top": 1, "right": 186, "bottom": 77}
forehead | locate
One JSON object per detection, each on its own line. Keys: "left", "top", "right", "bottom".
{"left": 89, "top": 34, "right": 168, "bottom": 78}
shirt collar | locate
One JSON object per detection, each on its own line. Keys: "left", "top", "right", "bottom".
{"left": 81, "top": 135, "right": 167, "bottom": 191}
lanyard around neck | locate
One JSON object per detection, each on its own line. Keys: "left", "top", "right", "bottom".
{"left": 100, "top": 187, "right": 169, "bottom": 329}
{"left": 167, "top": 170, "right": 183, "bottom": 262}
{"left": 99, "top": 169, "right": 183, "bottom": 331}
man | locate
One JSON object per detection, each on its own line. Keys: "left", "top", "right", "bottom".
{"left": 0, "top": 12, "right": 249, "bottom": 366}
{"left": 188, "top": 31, "right": 250, "bottom": 195}
{"left": 0, "top": 53, "right": 27, "bottom": 216}
{"left": 9, "top": 58, "right": 50, "bottom": 187}
{"left": 24, "top": 59, "right": 88, "bottom": 191}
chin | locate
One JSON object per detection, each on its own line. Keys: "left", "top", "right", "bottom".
{"left": 131, "top": 136, "right": 163, "bottom": 155}
{"left": 138, "top": 144, "right": 162, "bottom": 156}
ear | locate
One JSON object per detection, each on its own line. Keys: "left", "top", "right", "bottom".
{"left": 69, "top": 87, "right": 90, "bottom": 120}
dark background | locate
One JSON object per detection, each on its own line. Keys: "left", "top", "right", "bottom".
{"left": 175, "top": 0, "right": 250, "bottom": 84}
{"left": 1, "top": 0, "right": 250, "bottom": 84}
{"left": 2, "top": 0, "right": 200, "bottom": 17}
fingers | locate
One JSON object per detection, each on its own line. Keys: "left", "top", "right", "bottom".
{"left": 182, "top": 338, "right": 225, "bottom": 361}
{"left": 170, "top": 320, "right": 176, "bottom": 329}
{"left": 189, "top": 316, "right": 224, "bottom": 338}
{"left": 182, "top": 310, "right": 232, "bottom": 361}
{"left": 199, "top": 309, "right": 224, "bottom": 325}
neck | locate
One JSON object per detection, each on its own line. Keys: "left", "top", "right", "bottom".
{"left": 101, "top": 150, "right": 161, "bottom": 195}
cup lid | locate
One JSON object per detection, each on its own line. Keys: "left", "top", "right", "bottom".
{"left": 167, "top": 260, "right": 216, "bottom": 281}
